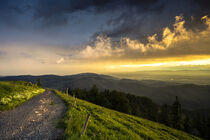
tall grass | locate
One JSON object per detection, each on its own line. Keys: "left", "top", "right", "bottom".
{"left": 0, "top": 81, "right": 45, "bottom": 110}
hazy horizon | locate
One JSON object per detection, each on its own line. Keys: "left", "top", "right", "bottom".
{"left": 1, "top": 70, "right": 210, "bottom": 85}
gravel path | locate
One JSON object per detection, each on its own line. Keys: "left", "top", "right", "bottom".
{"left": 0, "top": 90, "right": 66, "bottom": 140}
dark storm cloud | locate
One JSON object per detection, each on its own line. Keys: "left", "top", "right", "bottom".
{"left": 32, "top": 0, "right": 161, "bottom": 26}
{"left": 193, "top": 0, "right": 210, "bottom": 9}
{"left": 0, "top": 0, "right": 209, "bottom": 27}
{"left": 31, "top": 0, "right": 207, "bottom": 40}
{"left": 93, "top": 0, "right": 210, "bottom": 40}
{"left": 33, "top": 0, "right": 159, "bottom": 17}
{"left": 0, "top": 0, "right": 209, "bottom": 43}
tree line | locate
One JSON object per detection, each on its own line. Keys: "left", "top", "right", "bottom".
{"left": 66, "top": 85, "right": 210, "bottom": 139}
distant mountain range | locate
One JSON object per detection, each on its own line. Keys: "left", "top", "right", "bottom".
{"left": 1, "top": 73, "right": 210, "bottom": 110}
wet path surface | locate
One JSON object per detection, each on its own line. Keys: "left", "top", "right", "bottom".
{"left": 0, "top": 90, "right": 66, "bottom": 140}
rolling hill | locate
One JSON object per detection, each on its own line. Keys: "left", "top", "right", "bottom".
{"left": 53, "top": 89, "right": 200, "bottom": 140}
{"left": 1, "top": 73, "right": 210, "bottom": 110}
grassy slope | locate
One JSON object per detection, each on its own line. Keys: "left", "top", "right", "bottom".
{"left": 54, "top": 90, "right": 200, "bottom": 140}
{"left": 0, "top": 81, "right": 45, "bottom": 110}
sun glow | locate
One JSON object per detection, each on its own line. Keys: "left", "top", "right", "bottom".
{"left": 119, "top": 59, "right": 210, "bottom": 68}
{"left": 105, "top": 57, "right": 210, "bottom": 71}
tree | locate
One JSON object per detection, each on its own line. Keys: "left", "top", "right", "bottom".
{"left": 207, "top": 117, "right": 210, "bottom": 139}
{"left": 160, "top": 104, "right": 171, "bottom": 126}
{"left": 89, "top": 85, "right": 99, "bottom": 102}
{"left": 171, "top": 96, "right": 183, "bottom": 129}
{"left": 109, "top": 90, "right": 131, "bottom": 114}
{"left": 183, "top": 115, "right": 192, "bottom": 133}
{"left": 37, "top": 78, "right": 42, "bottom": 87}
{"left": 68, "top": 87, "right": 72, "bottom": 95}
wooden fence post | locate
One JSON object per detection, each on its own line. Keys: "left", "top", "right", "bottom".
{"left": 81, "top": 113, "right": 90, "bottom": 136}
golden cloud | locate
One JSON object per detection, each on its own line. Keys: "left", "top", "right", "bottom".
{"left": 80, "top": 15, "right": 210, "bottom": 60}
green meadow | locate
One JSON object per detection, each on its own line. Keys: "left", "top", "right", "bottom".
{"left": 54, "top": 90, "right": 200, "bottom": 140}
{"left": 0, "top": 81, "right": 45, "bottom": 110}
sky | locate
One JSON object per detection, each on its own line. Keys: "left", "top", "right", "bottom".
{"left": 0, "top": 0, "right": 210, "bottom": 75}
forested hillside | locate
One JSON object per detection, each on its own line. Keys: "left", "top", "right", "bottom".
{"left": 53, "top": 89, "right": 200, "bottom": 140}
{"left": 64, "top": 85, "right": 210, "bottom": 139}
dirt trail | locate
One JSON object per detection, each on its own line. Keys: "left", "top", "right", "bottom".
{"left": 0, "top": 90, "right": 66, "bottom": 140}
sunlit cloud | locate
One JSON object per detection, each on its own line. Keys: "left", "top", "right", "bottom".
{"left": 56, "top": 57, "right": 64, "bottom": 64}
{"left": 80, "top": 15, "right": 210, "bottom": 60}
{"left": 123, "top": 15, "right": 210, "bottom": 54}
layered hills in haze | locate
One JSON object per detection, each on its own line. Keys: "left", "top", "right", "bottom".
{"left": 1, "top": 73, "right": 210, "bottom": 110}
